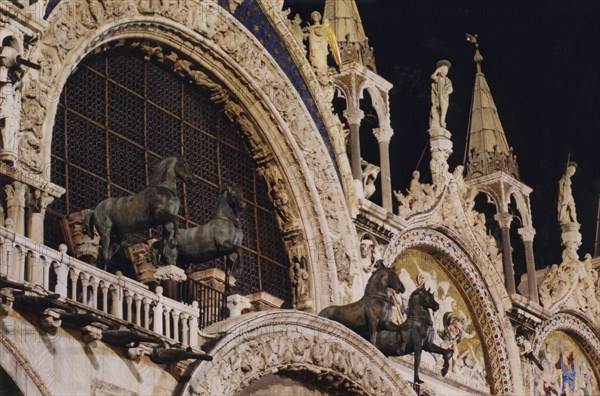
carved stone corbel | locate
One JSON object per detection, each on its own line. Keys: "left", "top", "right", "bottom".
{"left": 39, "top": 308, "right": 62, "bottom": 334}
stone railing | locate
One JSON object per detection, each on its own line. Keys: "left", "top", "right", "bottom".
{"left": 0, "top": 225, "right": 199, "bottom": 346}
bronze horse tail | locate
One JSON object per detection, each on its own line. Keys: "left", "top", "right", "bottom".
{"left": 84, "top": 210, "right": 95, "bottom": 239}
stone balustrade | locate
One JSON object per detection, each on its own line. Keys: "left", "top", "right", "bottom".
{"left": 0, "top": 226, "right": 199, "bottom": 346}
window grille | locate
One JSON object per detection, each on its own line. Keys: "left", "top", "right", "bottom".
{"left": 47, "top": 47, "right": 292, "bottom": 305}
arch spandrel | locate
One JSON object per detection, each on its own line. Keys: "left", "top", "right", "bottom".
{"left": 21, "top": 0, "right": 364, "bottom": 309}
{"left": 384, "top": 228, "right": 518, "bottom": 395}
{"left": 180, "top": 311, "right": 415, "bottom": 396}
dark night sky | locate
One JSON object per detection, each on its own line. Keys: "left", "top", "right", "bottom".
{"left": 284, "top": 1, "right": 600, "bottom": 275}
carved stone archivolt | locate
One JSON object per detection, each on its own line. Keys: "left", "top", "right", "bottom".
{"left": 19, "top": 0, "right": 360, "bottom": 309}
{"left": 182, "top": 311, "right": 414, "bottom": 396}
{"left": 384, "top": 229, "right": 516, "bottom": 395}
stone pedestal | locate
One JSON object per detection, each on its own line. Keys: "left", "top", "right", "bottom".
{"left": 188, "top": 268, "right": 236, "bottom": 293}
{"left": 124, "top": 241, "right": 159, "bottom": 285}
{"left": 61, "top": 209, "right": 101, "bottom": 265}
{"left": 154, "top": 265, "right": 187, "bottom": 300}
{"left": 429, "top": 135, "right": 453, "bottom": 186}
{"left": 227, "top": 294, "right": 252, "bottom": 317}
{"left": 245, "top": 291, "right": 284, "bottom": 312}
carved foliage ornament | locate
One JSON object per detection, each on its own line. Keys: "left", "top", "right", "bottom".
{"left": 187, "top": 329, "right": 406, "bottom": 395}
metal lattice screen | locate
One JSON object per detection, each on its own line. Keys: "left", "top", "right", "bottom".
{"left": 46, "top": 47, "right": 292, "bottom": 304}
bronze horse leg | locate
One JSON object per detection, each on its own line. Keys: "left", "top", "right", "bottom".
{"left": 423, "top": 341, "right": 454, "bottom": 377}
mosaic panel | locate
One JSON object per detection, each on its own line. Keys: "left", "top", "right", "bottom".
{"left": 533, "top": 331, "right": 599, "bottom": 396}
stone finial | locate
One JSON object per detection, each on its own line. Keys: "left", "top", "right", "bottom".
{"left": 154, "top": 265, "right": 187, "bottom": 283}
{"left": 227, "top": 294, "right": 252, "bottom": 317}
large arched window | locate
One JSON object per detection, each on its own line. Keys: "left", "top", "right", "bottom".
{"left": 45, "top": 46, "right": 291, "bottom": 304}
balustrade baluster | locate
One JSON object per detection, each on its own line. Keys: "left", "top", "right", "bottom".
{"left": 143, "top": 298, "right": 150, "bottom": 329}
{"left": 90, "top": 278, "right": 99, "bottom": 309}
{"left": 101, "top": 285, "right": 109, "bottom": 313}
{"left": 163, "top": 308, "right": 171, "bottom": 338}
{"left": 125, "top": 291, "right": 133, "bottom": 322}
{"left": 172, "top": 311, "right": 180, "bottom": 342}
{"left": 135, "top": 296, "right": 142, "bottom": 326}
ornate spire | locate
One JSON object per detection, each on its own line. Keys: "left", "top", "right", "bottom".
{"left": 465, "top": 34, "right": 519, "bottom": 180}
{"left": 323, "top": 0, "right": 376, "bottom": 71}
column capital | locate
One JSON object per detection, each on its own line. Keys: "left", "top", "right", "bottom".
{"left": 373, "top": 127, "right": 394, "bottom": 143}
{"left": 517, "top": 227, "right": 536, "bottom": 242}
{"left": 495, "top": 212, "right": 513, "bottom": 228}
{"left": 343, "top": 107, "right": 364, "bottom": 125}
{"left": 5, "top": 181, "right": 28, "bottom": 209}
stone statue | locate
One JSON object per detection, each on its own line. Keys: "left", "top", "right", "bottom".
{"left": 361, "top": 159, "right": 380, "bottom": 200}
{"left": 288, "top": 13, "right": 307, "bottom": 54}
{"left": 304, "top": 11, "right": 329, "bottom": 77}
{"left": 359, "top": 235, "right": 378, "bottom": 273}
{"left": 557, "top": 162, "right": 578, "bottom": 226}
{"left": 429, "top": 60, "right": 453, "bottom": 131}
{"left": 290, "top": 255, "right": 310, "bottom": 306}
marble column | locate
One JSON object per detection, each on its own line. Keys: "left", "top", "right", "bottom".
{"left": 496, "top": 212, "right": 516, "bottom": 294}
{"left": 5, "top": 181, "right": 28, "bottom": 235}
{"left": 373, "top": 127, "right": 394, "bottom": 212}
{"left": 343, "top": 107, "right": 364, "bottom": 184}
{"left": 518, "top": 227, "right": 539, "bottom": 304}
{"left": 27, "top": 189, "right": 53, "bottom": 243}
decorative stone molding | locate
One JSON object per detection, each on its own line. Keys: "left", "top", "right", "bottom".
{"left": 245, "top": 291, "right": 284, "bottom": 312}
{"left": 182, "top": 311, "right": 414, "bottom": 396}
{"left": 384, "top": 228, "right": 516, "bottom": 395}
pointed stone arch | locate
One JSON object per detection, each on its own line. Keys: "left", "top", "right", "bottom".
{"left": 179, "top": 311, "right": 414, "bottom": 396}
{"left": 384, "top": 227, "right": 518, "bottom": 394}
{"left": 20, "top": 0, "right": 364, "bottom": 309}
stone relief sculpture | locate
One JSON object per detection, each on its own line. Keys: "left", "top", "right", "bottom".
{"left": 0, "top": 34, "right": 40, "bottom": 165}
{"left": 557, "top": 162, "right": 579, "bottom": 227}
{"left": 84, "top": 157, "right": 196, "bottom": 269}
{"left": 393, "top": 170, "right": 438, "bottom": 217}
{"left": 361, "top": 159, "right": 380, "bottom": 200}
{"left": 429, "top": 60, "right": 453, "bottom": 134}
{"left": 319, "top": 262, "right": 405, "bottom": 345}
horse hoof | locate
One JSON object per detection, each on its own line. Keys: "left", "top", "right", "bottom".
{"left": 441, "top": 366, "right": 449, "bottom": 377}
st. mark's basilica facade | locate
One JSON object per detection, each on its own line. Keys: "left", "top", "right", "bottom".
{"left": 0, "top": 0, "right": 599, "bottom": 395}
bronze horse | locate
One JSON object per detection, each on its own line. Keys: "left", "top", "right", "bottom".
{"left": 85, "top": 157, "right": 195, "bottom": 268}
{"left": 174, "top": 185, "right": 245, "bottom": 294}
{"left": 376, "top": 287, "right": 454, "bottom": 384}
{"left": 319, "top": 264, "right": 405, "bottom": 345}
